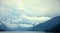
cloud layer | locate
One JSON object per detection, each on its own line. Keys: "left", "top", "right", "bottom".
{"left": 1, "top": 14, "right": 51, "bottom": 28}
{"left": 0, "top": 0, "right": 60, "bottom": 17}
{"left": 0, "top": 0, "right": 60, "bottom": 28}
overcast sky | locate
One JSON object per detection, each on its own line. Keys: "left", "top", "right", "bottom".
{"left": 0, "top": 0, "right": 60, "bottom": 28}
{"left": 0, "top": 0, "right": 60, "bottom": 17}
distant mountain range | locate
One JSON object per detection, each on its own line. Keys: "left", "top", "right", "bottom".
{"left": 0, "top": 16, "right": 60, "bottom": 32}
{"left": 32, "top": 16, "right": 60, "bottom": 32}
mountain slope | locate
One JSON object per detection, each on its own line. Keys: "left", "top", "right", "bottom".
{"left": 0, "top": 21, "right": 9, "bottom": 31}
{"left": 32, "top": 16, "right": 60, "bottom": 32}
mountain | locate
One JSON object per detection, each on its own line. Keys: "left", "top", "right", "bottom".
{"left": 0, "top": 16, "right": 60, "bottom": 31}
{"left": 0, "top": 21, "right": 9, "bottom": 31}
{"left": 32, "top": 16, "right": 60, "bottom": 32}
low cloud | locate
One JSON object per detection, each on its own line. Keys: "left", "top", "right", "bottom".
{"left": 19, "top": 24, "right": 33, "bottom": 28}
{"left": 1, "top": 14, "right": 51, "bottom": 28}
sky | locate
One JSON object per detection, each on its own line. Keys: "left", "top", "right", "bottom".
{"left": 0, "top": 0, "right": 60, "bottom": 17}
{"left": 0, "top": 0, "right": 60, "bottom": 28}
